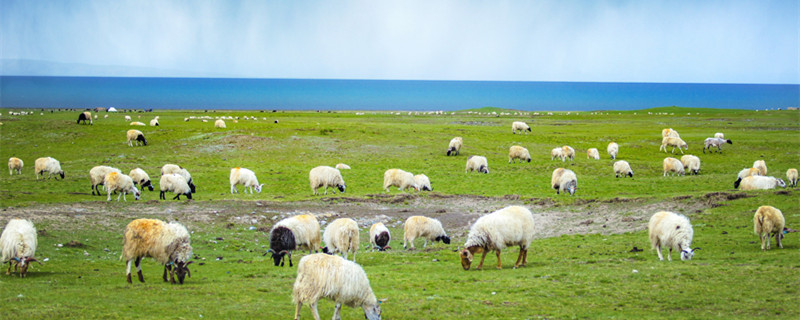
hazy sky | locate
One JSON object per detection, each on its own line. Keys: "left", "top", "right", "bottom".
{"left": 2, "top": 1, "right": 797, "bottom": 83}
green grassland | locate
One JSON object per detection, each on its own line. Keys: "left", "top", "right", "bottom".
{"left": 0, "top": 107, "right": 799, "bottom": 319}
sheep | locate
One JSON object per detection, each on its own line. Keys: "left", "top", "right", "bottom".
{"left": 369, "top": 222, "right": 391, "bottom": 251}
{"left": 734, "top": 167, "right": 762, "bottom": 188}
{"left": 214, "top": 119, "right": 226, "bottom": 128}
{"left": 34, "top": 157, "right": 65, "bottom": 180}
{"left": 8, "top": 157, "right": 23, "bottom": 175}
{"left": 714, "top": 132, "right": 725, "bottom": 139}
{"left": 787, "top": 168, "right": 798, "bottom": 187}
{"left": 161, "top": 164, "right": 196, "bottom": 193}
{"left": 159, "top": 173, "right": 193, "bottom": 200}
{"left": 122, "top": 219, "right": 193, "bottom": 284}
{"left": 511, "top": 121, "right": 531, "bottom": 134}
{"left": 335, "top": 163, "right": 351, "bottom": 170}
{"left": 1, "top": 219, "right": 40, "bottom": 278}
{"left": 753, "top": 206, "right": 785, "bottom": 251}
{"left": 613, "top": 160, "right": 633, "bottom": 178}
{"left": 660, "top": 137, "right": 688, "bottom": 154}
{"left": 447, "top": 137, "right": 463, "bottom": 156}
{"left": 104, "top": 172, "right": 141, "bottom": 201}
{"left": 459, "top": 206, "right": 535, "bottom": 270}
{"left": 680, "top": 155, "right": 701, "bottom": 175}
{"left": 403, "top": 216, "right": 450, "bottom": 250}
{"left": 551, "top": 168, "right": 577, "bottom": 195}
{"left": 702, "top": 137, "right": 732, "bottom": 153}
{"left": 292, "top": 253, "right": 382, "bottom": 320}
{"left": 149, "top": 119, "right": 159, "bottom": 126}
{"left": 126, "top": 129, "right": 147, "bottom": 147}
{"left": 739, "top": 176, "right": 787, "bottom": 190}
{"left": 661, "top": 128, "right": 680, "bottom": 138}
{"left": 309, "top": 166, "right": 346, "bottom": 195}
{"left": 77, "top": 111, "right": 92, "bottom": 125}
{"left": 265, "top": 214, "right": 322, "bottom": 267}
{"left": 383, "top": 169, "right": 418, "bottom": 192}
{"left": 124, "top": 115, "right": 132, "bottom": 121}
{"left": 129, "top": 168, "right": 155, "bottom": 192}
{"left": 130, "top": 121, "right": 146, "bottom": 126}
{"left": 89, "top": 165, "right": 121, "bottom": 195}
{"left": 587, "top": 148, "right": 600, "bottom": 160}
{"left": 322, "top": 218, "right": 359, "bottom": 262}
{"left": 648, "top": 211, "right": 696, "bottom": 261}
{"left": 753, "top": 160, "right": 767, "bottom": 176}
{"left": 465, "top": 155, "right": 489, "bottom": 174}
{"left": 550, "top": 147, "right": 563, "bottom": 161}
{"left": 414, "top": 174, "right": 432, "bottom": 191}
{"left": 663, "top": 157, "right": 685, "bottom": 176}
{"left": 607, "top": 142, "right": 619, "bottom": 159}
{"left": 230, "top": 167, "right": 263, "bottom": 194}
{"left": 508, "top": 146, "right": 531, "bottom": 163}
{"left": 560, "top": 145, "right": 575, "bottom": 161}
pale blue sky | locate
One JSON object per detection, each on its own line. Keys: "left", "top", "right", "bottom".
{"left": 2, "top": 0, "right": 797, "bottom": 83}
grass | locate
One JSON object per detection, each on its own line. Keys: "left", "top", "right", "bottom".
{"left": 0, "top": 107, "right": 799, "bottom": 319}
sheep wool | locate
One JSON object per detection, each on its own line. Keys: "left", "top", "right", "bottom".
{"left": 1, "top": 219, "right": 39, "bottom": 277}
{"left": 403, "top": 216, "right": 450, "bottom": 249}
{"left": 322, "top": 218, "right": 360, "bottom": 262}
{"left": 787, "top": 168, "right": 798, "bottom": 187}
{"left": 607, "top": 142, "right": 619, "bottom": 160}
{"left": 447, "top": 137, "right": 463, "bottom": 156}
{"left": 509, "top": 146, "right": 531, "bottom": 163}
{"left": 230, "top": 167, "right": 263, "bottom": 194}
{"left": 309, "top": 166, "right": 346, "bottom": 195}
{"left": 292, "top": 254, "right": 381, "bottom": 320}
{"left": 613, "top": 160, "right": 633, "bottom": 178}
{"left": 663, "top": 157, "right": 685, "bottom": 176}
{"left": 414, "top": 174, "right": 432, "bottom": 191}
{"left": 383, "top": 169, "right": 418, "bottom": 192}
{"left": 126, "top": 129, "right": 147, "bottom": 147}
{"left": 753, "top": 160, "right": 767, "bottom": 176}
{"left": 335, "top": 163, "right": 351, "bottom": 170}
{"left": 8, "top": 157, "right": 23, "bottom": 175}
{"left": 369, "top": 223, "right": 391, "bottom": 251}
{"left": 739, "top": 176, "right": 787, "bottom": 191}
{"left": 511, "top": 121, "right": 531, "bottom": 134}
{"left": 104, "top": 172, "right": 140, "bottom": 202}
{"left": 34, "top": 157, "right": 65, "bottom": 180}
{"left": 466, "top": 156, "right": 489, "bottom": 174}
{"left": 129, "top": 121, "right": 146, "bottom": 126}
{"left": 648, "top": 211, "right": 695, "bottom": 261}
{"left": 460, "top": 206, "right": 535, "bottom": 270}
{"left": 680, "top": 155, "right": 701, "bottom": 175}
{"left": 89, "top": 165, "right": 122, "bottom": 195}
{"left": 129, "top": 168, "right": 154, "bottom": 191}
{"left": 122, "top": 219, "right": 193, "bottom": 284}
{"left": 214, "top": 119, "right": 226, "bottom": 128}
{"left": 587, "top": 148, "right": 600, "bottom": 160}
{"left": 753, "top": 206, "right": 785, "bottom": 251}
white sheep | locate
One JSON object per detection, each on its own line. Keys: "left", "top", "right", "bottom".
{"left": 149, "top": 119, "right": 159, "bottom": 126}
{"left": 787, "top": 168, "right": 798, "bottom": 187}
{"left": 508, "top": 146, "right": 531, "bottom": 163}
{"left": 714, "top": 132, "right": 725, "bottom": 139}
{"left": 89, "top": 165, "right": 121, "bottom": 195}
{"left": 661, "top": 128, "right": 680, "bottom": 138}
{"left": 680, "top": 155, "right": 701, "bottom": 175}
{"left": 369, "top": 222, "right": 391, "bottom": 251}
{"left": 465, "top": 155, "right": 489, "bottom": 173}
{"left": 292, "top": 253, "right": 382, "bottom": 320}
{"left": 447, "top": 137, "right": 463, "bottom": 156}
{"left": 130, "top": 121, "right": 146, "bottom": 126}
{"left": 8, "top": 157, "right": 23, "bottom": 175}
{"left": 159, "top": 173, "right": 193, "bottom": 200}
{"left": 230, "top": 167, "right": 263, "bottom": 194}
{"left": 1, "top": 219, "right": 40, "bottom": 277}
{"left": 459, "top": 206, "right": 535, "bottom": 270}
{"left": 122, "top": 219, "right": 193, "bottom": 284}
{"left": 613, "top": 160, "right": 633, "bottom": 178}
{"left": 753, "top": 206, "right": 785, "bottom": 251}
{"left": 322, "top": 218, "right": 360, "bottom": 262}
{"left": 309, "top": 166, "right": 346, "bottom": 195}
{"left": 511, "top": 121, "right": 531, "bottom": 134}
{"left": 607, "top": 142, "right": 619, "bottom": 160}
{"left": 403, "top": 216, "right": 450, "bottom": 250}
{"left": 587, "top": 148, "right": 600, "bottom": 160}
{"left": 267, "top": 214, "right": 322, "bottom": 267}
{"left": 702, "top": 137, "right": 732, "bottom": 153}
{"left": 214, "top": 119, "right": 226, "bottom": 128}
{"left": 161, "top": 164, "right": 195, "bottom": 193}
{"left": 335, "top": 163, "right": 351, "bottom": 170}
{"left": 753, "top": 160, "right": 767, "bottom": 176}
{"left": 660, "top": 137, "right": 688, "bottom": 154}
{"left": 739, "top": 176, "right": 787, "bottom": 190}
{"left": 648, "top": 211, "right": 696, "bottom": 261}
{"left": 550, "top": 147, "right": 563, "bottom": 160}
{"left": 560, "top": 145, "right": 575, "bottom": 161}
{"left": 663, "top": 157, "right": 685, "bottom": 176}
{"left": 734, "top": 167, "right": 762, "bottom": 188}
{"left": 383, "top": 169, "right": 418, "bottom": 192}
{"left": 104, "top": 172, "right": 141, "bottom": 201}
{"left": 413, "top": 174, "right": 432, "bottom": 191}
{"left": 126, "top": 129, "right": 147, "bottom": 146}
{"left": 124, "top": 115, "right": 132, "bottom": 121}
{"left": 551, "top": 168, "right": 578, "bottom": 195}
{"left": 129, "top": 168, "right": 154, "bottom": 191}
{"left": 34, "top": 157, "right": 65, "bottom": 180}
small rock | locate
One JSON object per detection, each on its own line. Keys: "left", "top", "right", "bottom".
{"left": 491, "top": 292, "right": 496, "bottom": 295}
{"left": 249, "top": 226, "right": 257, "bottom": 230}
{"left": 632, "top": 269, "right": 638, "bottom": 273}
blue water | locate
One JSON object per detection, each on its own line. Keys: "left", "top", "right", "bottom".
{"left": 1, "top": 76, "right": 798, "bottom": 111}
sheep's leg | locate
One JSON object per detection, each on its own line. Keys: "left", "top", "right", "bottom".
{"left": 423, "top": 239, "right": 428, "bottom": 248}
{"left": 352, "top": 250, "right": 356, "bottom": 262}
{"left": 343, "top": 252, "right": 348, "bottom": 260}
{"left": 513, "top": 248, "right": 525, "bottom": 268}
{"left": 163, "top": 265, "right": 170, "bottom": 282}
{"left": 777, "top": 233, "right": 783, "bottom": 249}
{"left": 522, "top": 248, "right": 528, "bottom": 266}
{"left": 231, "top": 185, "right": 237, "bottom": 194}
{"left": 656, "top": 246, "right": 664, "bottom": 261}
{"left": 294, "top": 302, "right": 303, "bottom": 320}
{"left": 333, "top": 303, "right": 343, "bottom": 320}
{"left": 126, "top": 259, "right": 133, "bottom": 283}
{"left": 6, "top": 261, "right": 12, "bottom": 275}
{"left": 118, "top": 192, "right": 124, "bottom": 202}
{"left": 765, "top": 233, "right": 771, "bottom": 250}
{"left": 288, "top": 252, "right": 293, "bottom": 267}
{"left": 476, "top": 251, "right": 488, "bottom": 270}
{"left": 135, "top": 257, "right": 144, "bottom": 282}
{"left": 667, "top": 248, "right": 672, "bottom": 261}
{"left": 495, "top": 250, "right": 503, "bottom": 269}
{"left": 309, "top": 302, "right": 321, "bottom": 320}
{"left": 760, "top": 233, "right": 766, "bottom": 250}
{"left": 107, "top": 190, "right": 113, "bottom": 201}
{"left": 169, "top": 266, "right": 177, "bottom": 284}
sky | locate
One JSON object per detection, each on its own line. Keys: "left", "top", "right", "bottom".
{"left": 1, "top": 0, "right": 798, "bottom": 84}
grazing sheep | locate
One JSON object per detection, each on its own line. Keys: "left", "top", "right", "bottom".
{"left": 292, "top": 254, "right": 382, "bottom": 320}
{"left": 161, "top": 164, "right": 196, "bottom": 193}
{"left": 661, "top": 128, "right": 680, "bottom": 138}
{"left": 511, "top": 121, "right": 531, "bottom": 134}
{"left": 753, "top": 160, "right": 767, "bottom": 176}
{"left": 465, "top": 155, "right": 489, "bottom": 174}
{"left": 648, "top": 211, "right": 696, "bottom": 261}
{"left": 403, "top": 216, "right": 450, "bottom": 250}
{"left": 149, "top": 119, "right": 159, "bottom": 126}
{"left": 787, "top": 168, "right": 798, "bottom": 187}
{"left": 230, "top": 167, "right": 263, "bottom": 194}
{"left": 77, "top": 111, "right": 92, "bottom": 125}
{"left": 159, "top": 174, "right": 193, "bottom": 200}
{"left": 1, "top": 219, "right": 40, "bottom": 278}
{"left": 34, "top": 157, "right": 65, "bottom": 180}
{"left": 551, "top": 168, "right": 577, "bottom": 195}
{"left": 508, "top": 146, "right": 531, "bottom": 163}
{"left": 560, "top": 146, "right": 575, "bottom": 161}
{"left": 369, "top": 223, "right": 391, "bottom": 251}
{"left": 680, "top": 155, "right": 701, "bottom": 175}
{"left": 309, "top": 166, "right": 346, "bottom": 195}
{"left": 714, "top": 132, "right": 725, "bottom": 139}
{"left": 739, "top": 176, "right": 787, "bottom": 191}
{"left": 125, "top": 115, "right": 132, "bottom": 121}
{"left": 459, "top": 206, "right": 535, "bottom": 270}
{"left": 550, "top": 147, "right": 563, "bottom": 161}
{"left": 130, "top": 121, "right": 146, "bottom": 126}
{"left": 447, "top": 137, "right": 463, "bottom": 156}
{"left": 587, "top": 148, "right": 600, "bottom": 160}
{"left": 335, "top": 163, "right": 351, "bottom": 170}
{"left": 122, "top": 219, "right": 193, "bottom": 284}
{"left": 660, "top": 137, "right": 688, "bottom": 154}
{"left": 663, "top": 157, "right": 685, "bottom": 176}
{"left": 89, "top": 165, "right": 121, "bottom": 195}
{"left": 414, "top": 174, "right": 432, "bottom": 191}
{"left": 702, "top": 137, "right": 732, "bottom": 153}
{"left": 8, "top": 157, "right": 23, "bottom": 175}
{"left": 322, "top": 218, "right": 360, "bottom": 262}
{"left": 383, "top": 169, "right": 418, "bottom": 192}
{"left": 266, "top": 214, "right": 322, "bottom": 267}
{"left": 753, "top": 206, "right": 785, "bottom": 250}
{"left": 613, "top": 160, "right": 633, "bottom": 178}
{"left": 129, "top": 168, "right": 154, "bottom": 192}
{"left": 734, "top": 167, "right": 762, "bottom": 188}
{"left": 607, "top": 142, "right": 619, "bottom": 160}
{"left": 126, "top": 129, "right": 147, "bottom": 146}
{"left": 214, "top": 119, "right": 226, "bottom": 128}
{"left": 104, "top": 172, "right": 141, "bottom": 201}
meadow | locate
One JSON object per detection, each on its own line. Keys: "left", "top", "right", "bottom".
{"left": 0, "top": 106, "right": 798, "bottom": 319}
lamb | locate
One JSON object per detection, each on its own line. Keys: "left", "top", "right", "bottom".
{"left": 369, "top": 222, "right": 391, "bottom": 251}
{"left": 447, "top": 137, "right": 463, "bottom": 156}
{"left": 126, "top": 129, "right": 147, "bottom": 146}
{"left": 230, "top": 167, "right": 263, "bottom": 194}
{"left": 129, "top": 168, "right": 155, "bottom": 191}
{"left": 663, "top": 157, "right": 685, "bottom": 176}
{"left": 702, "top": 137, "right": 732, "bottom": 153}
{"left": 739, "top": 176, "right": 787, "bottom": 190}
{"left": 104, "top": 172, "right": 141, "bottom": 201}
{"left": 77, "top": 111, "right": 92, "bottom": 125}
{"left": 465, "top": 155, "right": 489, "bottom": 173}
{"left": 607, "top": 142, "right": 619, "bottom": 160}
{"left": 550, "top": 147, "right": 563, "bottom": 161}
{"left": 161, "top": 164, "right": 196, "bottom": 193}
{"left": 122, "top": 219, "right": 193, "bottom": 284}
{"left": 125, "top": 115, "right": 132, "bottom": 121}
{"left": 149, "top": 119, "right": 159, "bottom": 126}
{"left": 753, "top": 160, "right": 768, "bottom": 176}
{"left": 130, "top": 121, "right": 146, "bottom": 126}
{"left": 414, "top": 174, "right": 432, "bottom": 191}
{"left": 511, "top": 121, "right": 531, "bottom": 134}
{"left": 214, "top": 119, "right": 226, "bottom": 128}
{"left": 613, "top": 160, "right": 633, "bottom": 178}
{"left": 1, "top": 219, "right": 40, "bottom": 278}
{"left": 292, "top": 253, "right": 382, "bottom": 320}
{"left": 551, "top": 168, "right": 578, "bottom": 195}
{"left": 335, "top": 163, "right": 351, "bottom": 170}
{"left": 661, "top": 128, "right": 680, "bottom": 138}
{"left": 680, "top": 155, "right": 701, "bottom": 175}
{"left": 159, "top": 173, "right": 193, "bottom": 200}
{"left": 403, "top": 216, "right": 450, "bottom": 250}
{"left": 266, "top": 214, "right": 322, "bottom": 267}
{"left": 787, "top": 168, "right": 798, "bottom": 187}
{"left": 660, "top": 137, "right": 688, "bottom": 154}
{"left": 714, "top": 132, "right": 725, "bottom": 139}
{"left": 34, "top": 157, "right": 65, "bottom": 180}
{"left": 753, "top": 206, "right": 785, "bottom": 251}
{"left": 648, "top": 211, "right": 697, "bottom": 261}
{"left": 322, "top": 218, "right": 359, "bottom": 262}
{"left": 459, "top": 206, "right": 535, "bottom": 270}
{"left": 734, "top": 167, "right": 762, "bottom": 188}
{"left": 8, "top": 157, "right": 23, "bottom": 175}
{"left": 560, "top": 145, "right": 575, "bottom": 161}
{"left": 587, "top": 148, "right": 600, "bottom": 160}
{"left": 89, "top": 165, "right": 121, "bottom": 195}
{"left": 383, "top": 169, "right": 418, "bottom": 192}
{"left": 309, "top": 166, "right": 346, "bottom": 195}
{"left": 508, "top": 146, "right": 531, "bottom": 163}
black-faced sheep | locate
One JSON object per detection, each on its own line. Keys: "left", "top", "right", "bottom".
{"left": 383, "top": 169, "right": 418, "bottom": 192}
{"left": 511, "top": 121, "right": 531, "bottom": 134}
{"left": 551, "top": 168, "right": 577, "bottom": 195}
{"left": 266, "top": 214, "right": 321, "bottom": 267}
{"left": 613, "top": 160, "right": 633, "bottom": 178}
{"left": 663, "top": 157, "right": 685, "bottom": 176}
{"left": 159, "top": 173, "right": 193, "bottom": 200}
{"left": 607, "top": 142, "right": 619, "bottom": 160}
{"left": 753, "top": 206, "right": 785, "bottom": 251}
{"left": 126, "top": 129, "right": 147, "bottom": 147}
{"left": 702, "top": 137, "right": 732, "bottom": 153}
{"left": 104, "top": 172, "right": 140, "bottom": 201}
{"left": 403, "top": 216, "right": 450, "bottom": 250}
{"left": 77, "top": 111, "right": 92, "bottom": 125}
{"left": 309, "top": 166, "right": 346, "bottom": 195}
{"left": 447, "top": 137, "right": 463, "bottom": 156}
{"left": 122, "top": 219, "right": 193, "bottom": 284}
{"left": 369, "top": 222, "right": 391, "bottom": 251}
{"left": 34, "top": 157, "right": 65, "bottom": 180}
{"left": 230, "top": 167, "right": 263, "bottom": 194}
{"left": 465, "top": 156, "right": 489, "bottom": 173}
{"left": 509, "top": 146, "right": 531, "bottom": 163}
{"left": 648, "top": 211, "right": 697, "bottom": 261}
{"left": 460, "top": 206, "right": 535, "bottom": 270}
{"left": 1, "top": 219, "right": 40, "bottom": 278}
{"left": 129, "top": 168, "right": 154, "bottom": 192}
{"left": 739, "top": 176, "right": 786, "bottom": 190}
{"left": 660, "top": 137, "right": 688, "bottom": 154}
{"left": 414, "top": 174, "right": 432, "bottom": 191}
{"left": 89, "top": 165, "right": 121, "bottom": 196}
{"left": 8, "top": 157, "right": 23, "bottom": 175}
{"left": 587, "top": 148, "right": 600, "bottom": 160}
{"left": 322, "top": 218, "right": 359, "bottom": 262}
{"left": 787, "top": 168, "right": 798, "bottom": 187}
{"left": 680, "top": 155, "right": 701, "bottom": 175}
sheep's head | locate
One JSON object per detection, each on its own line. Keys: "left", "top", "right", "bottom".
{"left": 526, "top": 158, "right": 531, "bottom": 163}
{"left": 266, "top": 249, "right": 290, "bottom": 267}
{"left": 435, "top": 235, "right": 451, "bottom": 244}
{"left": 627, "top": 171, "right": 634, "bottom": 178}
{"left": 174, "top": 260, "right": 193, "bottom": 284}
{"left": 680, "top": 247, "right": 699, "bottom": 261}
{"left": 137, "top": 134, "right": 147, "bottom": 146}
{"left": 363, "top": 302, "right": 382, "bottom": 320}
{"left": 13, "top": 257, "right": 40, "bottom": 278}
{"left": 132, "top": 187, "right": 141, "bottom": 200}
{"left": 141, "top": 180, "right": 155, "bottom": 191}
{"left": 188, "top": 180, "right": 196, "bottom": 193}
{"left": 184, "top": 192, "right": 193, "bottom": 200}
{"left": 565, "top": 181, "right": 577, "bottom": 196}
{"left": 58, "top": 171, "right": 65, "bottom": 179}
{"left": 776, "top": 179, "right": 787, "bottom": 188}
{"left": 479, "top": 165, "right": 489, "bottom": 174}
{"left": 255, "top": 184, "right": 264, "bottom": 193}
{"left": 726, "top": 139, "right": 732, "bottom": 144}
{"left": 459, "top": 249, "right": 473, "bottom": 270}
{"left": 526, "top": 127, "right": 531, "bottom": 132}
{"left": 337, "top": 183, "right": 346, "bottom": 193}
